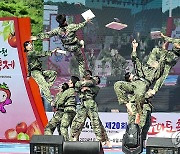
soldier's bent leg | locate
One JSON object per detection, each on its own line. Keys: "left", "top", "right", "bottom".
{"left": 127, "top": 103, "right": 137, "bottom": 124}
{"left": 31, "top": 70, "right": 54, "bottom": 104}
{"left": 140, "top": 104, "right": 152, "bottom": 140}
{"left": 114, "top": 81, "right": 135, "bottom": 105}
{"left": 74, "top": 48, "right": 86, "bottom": 78}
{"left": 44, "top": 111, "right": 63, "bottom": 135}
{"left": 87, "top": 107, "right": 104, "bottom": 142}
{"left": 60, "top": 111, "right": 76, "bottom": 141}
{"left": 70, "top": 107, "right": 87, "bottom": 141}
{"left": 43, "top": 70, "right": 57, "bottom": 88}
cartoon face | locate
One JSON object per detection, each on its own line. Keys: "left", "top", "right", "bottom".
{"left": 0, "top": 90, "right": 8, "bottom": 103}
{"left": 0, "top": 83, "right": 12, "bottom": 113}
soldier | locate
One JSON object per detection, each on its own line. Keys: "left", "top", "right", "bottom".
{"left": 130, "top": 36, "right": 180, "bottom": 143}
{"left": 31, "top": 14, "right": 92, "bottom": 77}
{"left": 86, "top": 49, "right": 96, "bottom": 72}
{"left": 23, "top": 41, "right": 57, "bottom": 106}
{"left": 124, "top": 72, "right": 152, "bottom": 146}
{"left": 98, "top": 46, "right": 112, "bottom": 76}
{"left": 115, "top": 38, "right": 180, "bottom": 114}
{"left": 143, "top": 33, "right": 180, "bottom": 101}
{"left": 114, "top": 41, "right": 161, "bottom": 114}
{"left": 57, "top": 76, "right": 80, "bottom": 141}
{"left": 44, "top": 82, "right": 69, "bottom": 135}
{"left": 70, "top": 70, "right": 111, "bottom": 147}
{"left": 110, "top": 49, "right": 127, "bottom": 78}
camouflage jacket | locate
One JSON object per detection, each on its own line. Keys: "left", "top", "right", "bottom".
{"left": 131, "top": 48, "right": 164, "bottom": 86}
{"left": 75, "top": 78, "right": 96, "bottom": 100}
{"left": 147, "top": 48, "right": 179, "bottom": 93}
{"left": 91, "top": 86, "right": 100, "bottom": 98}
{"left": 80, "top": 85, "right": 100, "bottom": 100}
{"left": 164, "top": 36, "right": 180, "bottom": 55}
{"left": 164, "top": 36, "right": 180, "bottom": 44}
{"left": 56, "top": 87, "right": 76, "bottom": 112}
{"left": 54, "top": 91, "right": 63, "bottom": 109}
{"left": 36, "top": 21, "right": 87, "bottom": 45}
{"left": 27, "top": 50, "right": 52, "bottom": 76}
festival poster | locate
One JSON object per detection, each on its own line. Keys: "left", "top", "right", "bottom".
{"left": 0, "top": 18, "right": 44, "bottom": 142}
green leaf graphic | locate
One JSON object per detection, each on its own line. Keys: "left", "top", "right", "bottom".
{"left": 2, "top": 21, "right": 9, "bottom": 27}
{"left": 3, "top": 25, "right": 11, "bottom": 41}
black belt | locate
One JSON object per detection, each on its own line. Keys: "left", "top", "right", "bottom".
{"left": 63, "top": 40, "right": 78, "bottom": 46}
{"left": 64, "top": 105, "right": 76, "bottom": 108}
{"left": 57, "top": 108, "right": 64, "bottom": 112}
{"left": 82, "top": 98, "right": 93, "bottom": 101}
{"left": 31, "top": 68, "right": 42, "bottom": 72}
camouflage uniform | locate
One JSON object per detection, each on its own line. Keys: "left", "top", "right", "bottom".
{"left": 44, "top": 110, "right": 64, "bottom": 135}
{"left": 129, "top": 45, "right": 179, "bottom": 139}
{"left": 71, "top": 84, "right": 109, "bottom": 142}
{"left": 114, "top": 48, "right": 163, "bottom": 106}
{"left": 98, "top": 48, "right": 112, "bottom": 75}
{"left": 27, "top": 49, "right": 57, "bottom": 104}
{"left": 163, "top": 36, "right": 180, "bottom": 44}
{"left": 91, "top": 86, "right": 109, "bottom": 142}
{"left": 36, "top": 21, "right": 88, "bottom": 77}
{"left": 44, "top": 92, "right": 64, "bottom": 135}
{"left": 128, "top": 102, "right": 152, "bottom": 140}
{"left": 56, "top": 87, "right": 76, "bottom": 141}
{"left": 121, "top": 45, "right": 179, "bottom": 141}
{"left": 70, "top": 80, "right": 108, "bottom": 142}
{"left": 145, "top": 47, "right": 179, "bottom": 96}
{"left": 111, "top": 53, "right": 127, "bottom": 78}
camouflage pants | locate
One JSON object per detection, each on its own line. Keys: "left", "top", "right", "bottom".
{"left": 31, "top": 70, "right": 57, "bottom": 104}
{"left": 128, "top": 103, "right": 152, "bottom": 140}
{"left": 42, "top": 70, "right": 57, "bottom": 87}
{"left": 44, "top": 110, "right": 63, "bottom": 135}
{"left": 70, "top": 115, "right": 109, "bottom": 142}
{"left": 114, "top": 80, "right": 148, "bottom": 105}
{"left": 64, "top": 43, "right": 85, "bottom": 78}
{"left": 70, "top": 99, "right": 108, "bottom": 142}
{"left": 60, "top": 111, "right": 76, "bottom": 141}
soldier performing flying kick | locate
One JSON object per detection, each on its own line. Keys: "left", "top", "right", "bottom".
{"left": 122, "top": 36, "right": 180, "bottom": 150}
{"left": 114, "top": 37, "right": 180, "bottom": 115}
{"left": 114, "top": 40, "right": 163, "bottom": 115}
{"left": 31, "top": 14, "right": 92, "bottom": 77}
{"left": 24, "top": 41, "right": 57, "bottom": 106}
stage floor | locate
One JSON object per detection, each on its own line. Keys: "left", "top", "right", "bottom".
{"left": 0, "top": 143, "right": 146, "bottom": 154}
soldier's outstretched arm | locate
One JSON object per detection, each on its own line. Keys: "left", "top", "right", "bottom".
{"left": 68, "top": 20, "right": 89, "bottom": 32}
{"left": 131, "top": 40, "right": 144, "bottom": 76}
{"left": 82, "top": 78, "right": 96, "bottom": 87}
{"left": 31, "top": 27, "right": 61, "bottom": 40}
{"left": 161, "top": 33, "right": 180, "bottom": 44}
{"left": 33, "top": 49, "right": 53, "bottom": 57}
